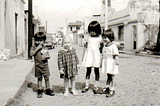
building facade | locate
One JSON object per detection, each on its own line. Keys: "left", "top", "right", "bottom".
{"left": 0, "top": 0, "right": 26, "bottom": 57}
{"left": 68, "top": 20, "right": 84, "bottom": 45}
{"left": 0, "top": 0, "right": 42, "bottom": 59}
{"left": 107, "top": 0, "right": 159, "bottom": 51}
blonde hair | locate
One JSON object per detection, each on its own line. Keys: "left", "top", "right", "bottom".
{"left": 63, "top": 36, "right": 73, "bottom": 43}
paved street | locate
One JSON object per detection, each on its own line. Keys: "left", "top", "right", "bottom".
{"left": 11, "top": 45, "right": 160, "bottom": 106}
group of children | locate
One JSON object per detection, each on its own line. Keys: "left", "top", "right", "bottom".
{"left": 30, "top": 21, "right": 119, "bottom": 98}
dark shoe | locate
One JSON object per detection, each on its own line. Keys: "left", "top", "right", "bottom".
{"left": 103, "top": 87, "right": 110, "bottom": 94}
{"left": 37, "top": 89, "right": 43, "bottom": 98}
{"left": 82, "top": 87, "right": 89, "bottom": 93}
{"left": 46, "top": 88, "right": 55, "bottom": 96}
{"left": 93, "top": 87, "right": 99, "bottom": 94}
{"left": 99, "top": 87, "right": 110, "bottom": 94}
{"left": 106, "top": 90, "right": 115, "bottom": 97}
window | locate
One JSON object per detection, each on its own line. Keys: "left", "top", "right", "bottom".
{"left": 76, "top": 26, "right": 80, "bottom": 30}
{"left": 118, "top": 25, "right": 124, "bottom": 41}
{"left": 108, "top": 0, "right": 111, "bottom": 7}
{"left": 70, "top": 27, "right": 72, "bottom": 31}
{"left": 103, "top": 0, "right": 105, "bottom": 5}
{"left": 133, "top": 25, "right": 137, "bottom": 49}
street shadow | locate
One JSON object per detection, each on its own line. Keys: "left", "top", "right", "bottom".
{"left": 51, "top": 82, "right": 95, "bottom": 93}
{"left": 28, "top": 82, "right": 104, "bottom": 94}
{"left": 27, "top": 82, "right": 38, "bottom": 92}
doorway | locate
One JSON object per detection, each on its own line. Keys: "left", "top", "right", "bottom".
{"left": 15, "top": 13, "right": 18, "bottom": 54}
{"left": 133, "top": 25, "right": 137, "bottom": 49}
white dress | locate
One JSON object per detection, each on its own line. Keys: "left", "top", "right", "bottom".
{"left": 82, "top": 36, "right": 102, "bottom": 67}
{"left": 102, "top": 43, "right": 119, "bottom": 74}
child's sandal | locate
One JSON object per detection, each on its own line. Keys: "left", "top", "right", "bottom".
{"left": 103, "top": 87, "right": 110, "bottom": 94}
{"left": 106, "top": 90, "right": 115, "bottom": 97}
{"left": 82, "top": 87, "right": 89, "bottom": 93}
{"left": 93, "top": 87, "right": 99, "bottom": 94}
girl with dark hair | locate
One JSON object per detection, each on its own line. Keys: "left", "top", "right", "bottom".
{"left": 101, "top": 29, "right": 119, "bottom": 97}
{"left": 81, "top": 21, "right": 102, "bottom": 94}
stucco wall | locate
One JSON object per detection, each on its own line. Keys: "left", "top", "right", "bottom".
{"left": 110, "top": 26, "right": 118, "bottom": 40}
{"left": 124, "top": 23, "right": 138, "bottom": 51}
{"left": 5, "top": 0, "right": 25, "bottom": 55}
{"left": 0, "top": 0, "right": 5, "bottom": 51}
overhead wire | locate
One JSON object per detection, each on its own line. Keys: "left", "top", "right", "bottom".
{"left": 40, "top": 0, "right": 46, "bottom": 21}
{"left": 47, "top": 7, "right": 80, "bottom": 31}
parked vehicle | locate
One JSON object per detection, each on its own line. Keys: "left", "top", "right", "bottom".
{"left": 43, "top": 33, "right": 55, "bottom": 49}
{"left": 113, "top": 40, "right": 125, "bottom": 50}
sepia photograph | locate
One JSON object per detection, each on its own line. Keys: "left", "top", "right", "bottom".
{"left": 0, "top": 0, "right": 160, "bottom": 106}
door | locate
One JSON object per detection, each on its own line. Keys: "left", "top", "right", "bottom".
{"left": 133, "top": 25, "right": 137, "bottom": 49}
{"left": 15, "top": 13, "right": 18, "bottom": 54}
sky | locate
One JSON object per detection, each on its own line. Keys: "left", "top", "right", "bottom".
{"left": 33, "top": 0, "right": 130, "bottom": 33}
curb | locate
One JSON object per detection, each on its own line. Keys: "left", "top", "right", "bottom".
{"left": 119, "top": 51, "right": 160, "bottom": 58}
{"left": 3, "top": 63, "right": 35, "bottom": 106}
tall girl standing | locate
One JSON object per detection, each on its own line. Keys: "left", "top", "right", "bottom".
{"left": 81, "top": 21, "right": 102, "bottom": 94}
{"left": 101, "top": 29, "right": 119, "bottom": 97}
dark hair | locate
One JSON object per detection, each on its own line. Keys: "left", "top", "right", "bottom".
{"left": 34, "top": 32, "right": 46, "bottom": 41}
{"left": 102, "top": 28, "right": 115, "bottom": 42}
{"left": 88, "top": 21, "right": 101, "bottom": 36}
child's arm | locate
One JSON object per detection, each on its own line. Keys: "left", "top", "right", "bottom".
{"left": 30, "top": 44, "right": 42, "bottom": 56}
{"left": 113, "top": 44, "right": 119, "bottom": 65}
{"left": 72, "top": 48, "right": 80, "bottom": 69}
{"left": 115, "top": 55, "right": 119, "bottom": 65}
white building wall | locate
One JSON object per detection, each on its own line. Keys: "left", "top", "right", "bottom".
{"left": 111, "top": 26, "right": 118, "bottom": 40}
{"left": 0, "top": 0, "right": 5, "bottom": 51}
{"left": 5, "top": 0, "right": 25, "bottom": 56}
{"left": 137, "top": 22, "right": 146, "bottom": 50}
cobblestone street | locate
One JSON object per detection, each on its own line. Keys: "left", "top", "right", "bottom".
{"left": 12, "top": 45, "right": 160, "bottom": 106}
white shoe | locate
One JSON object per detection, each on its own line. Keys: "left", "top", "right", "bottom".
{"left": 72, "top": 90, "right": 78, "bottom": 96}
{"left": 64, "top": 91, "right": 69, "bottom": 96}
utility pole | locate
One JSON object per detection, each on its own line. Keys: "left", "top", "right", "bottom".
{"left": 28, "top": 0, "right": 32, "bottom": 59}
{"left": 66, "top": 18, "right": 68, "bottom": 37}
{"left": 105, "top": 0, "right": 108, "bottom": 30}
{"left": 46, "top": 20, "right": 47, "bottom": 33}
{"left": 156, "top": 0, "right": 160, "bottom": 52}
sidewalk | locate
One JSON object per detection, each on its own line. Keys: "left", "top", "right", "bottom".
{"left": 119, "top": 50, "right": 160, "bottom": 58}
{"left": 0, "top": 59, "right": 34, "bottom": 106}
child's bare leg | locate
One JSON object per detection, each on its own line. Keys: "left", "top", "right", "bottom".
{"left": 38, "top": 77, "right": 43, "bottom": 89}
{"left": 37, "top": 77, "right": 43, "bottom": 98}
{"left": 70, "top": 77, "right": 78, "bottom": 95}
{"left": 44, "top": 76, "right": 50, "bottom": 89}
{"left": 106, "top": 74, "right": 112, "bottom": 88}
{"left": 64, "top": 78, "right": 69, "bottom": 96}
{"left": 85, "top": 67, "right": 92, "bottom": 87}
{"left": 94, "top": 67, "right": 100, "bottom": 87}
{"left": 70, "top": 77, "right": 75, "bottom": 91}
{"left": 106, "top": 74, "right": 115, "bottom": 97}
{"left": 82, "top": 67, "right": 91, "bottom": 93}
{"left": 44, "top": 76, "right": 55, "bottom": 96}
{"left": 110, "top": 75, "right": 115, "bottom": 91}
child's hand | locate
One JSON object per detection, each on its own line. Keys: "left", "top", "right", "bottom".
{"left": 37, "top": 44, "right": 42, "bottom": 50}
{"left": 115, "top": 60, "right": 119, "bottom": 65}
{"left": 59, "top": 69, "right": 64, "bottom": 74}
{"left": 77, "top": 64, "right": 80, "bottom": 69}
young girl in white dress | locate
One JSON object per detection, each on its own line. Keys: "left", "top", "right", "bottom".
{"left": 101, "top": 29, "right": 119, "bottom": 97}
{"left": 81, "top": 21, "right": 102, "bottom": 94}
